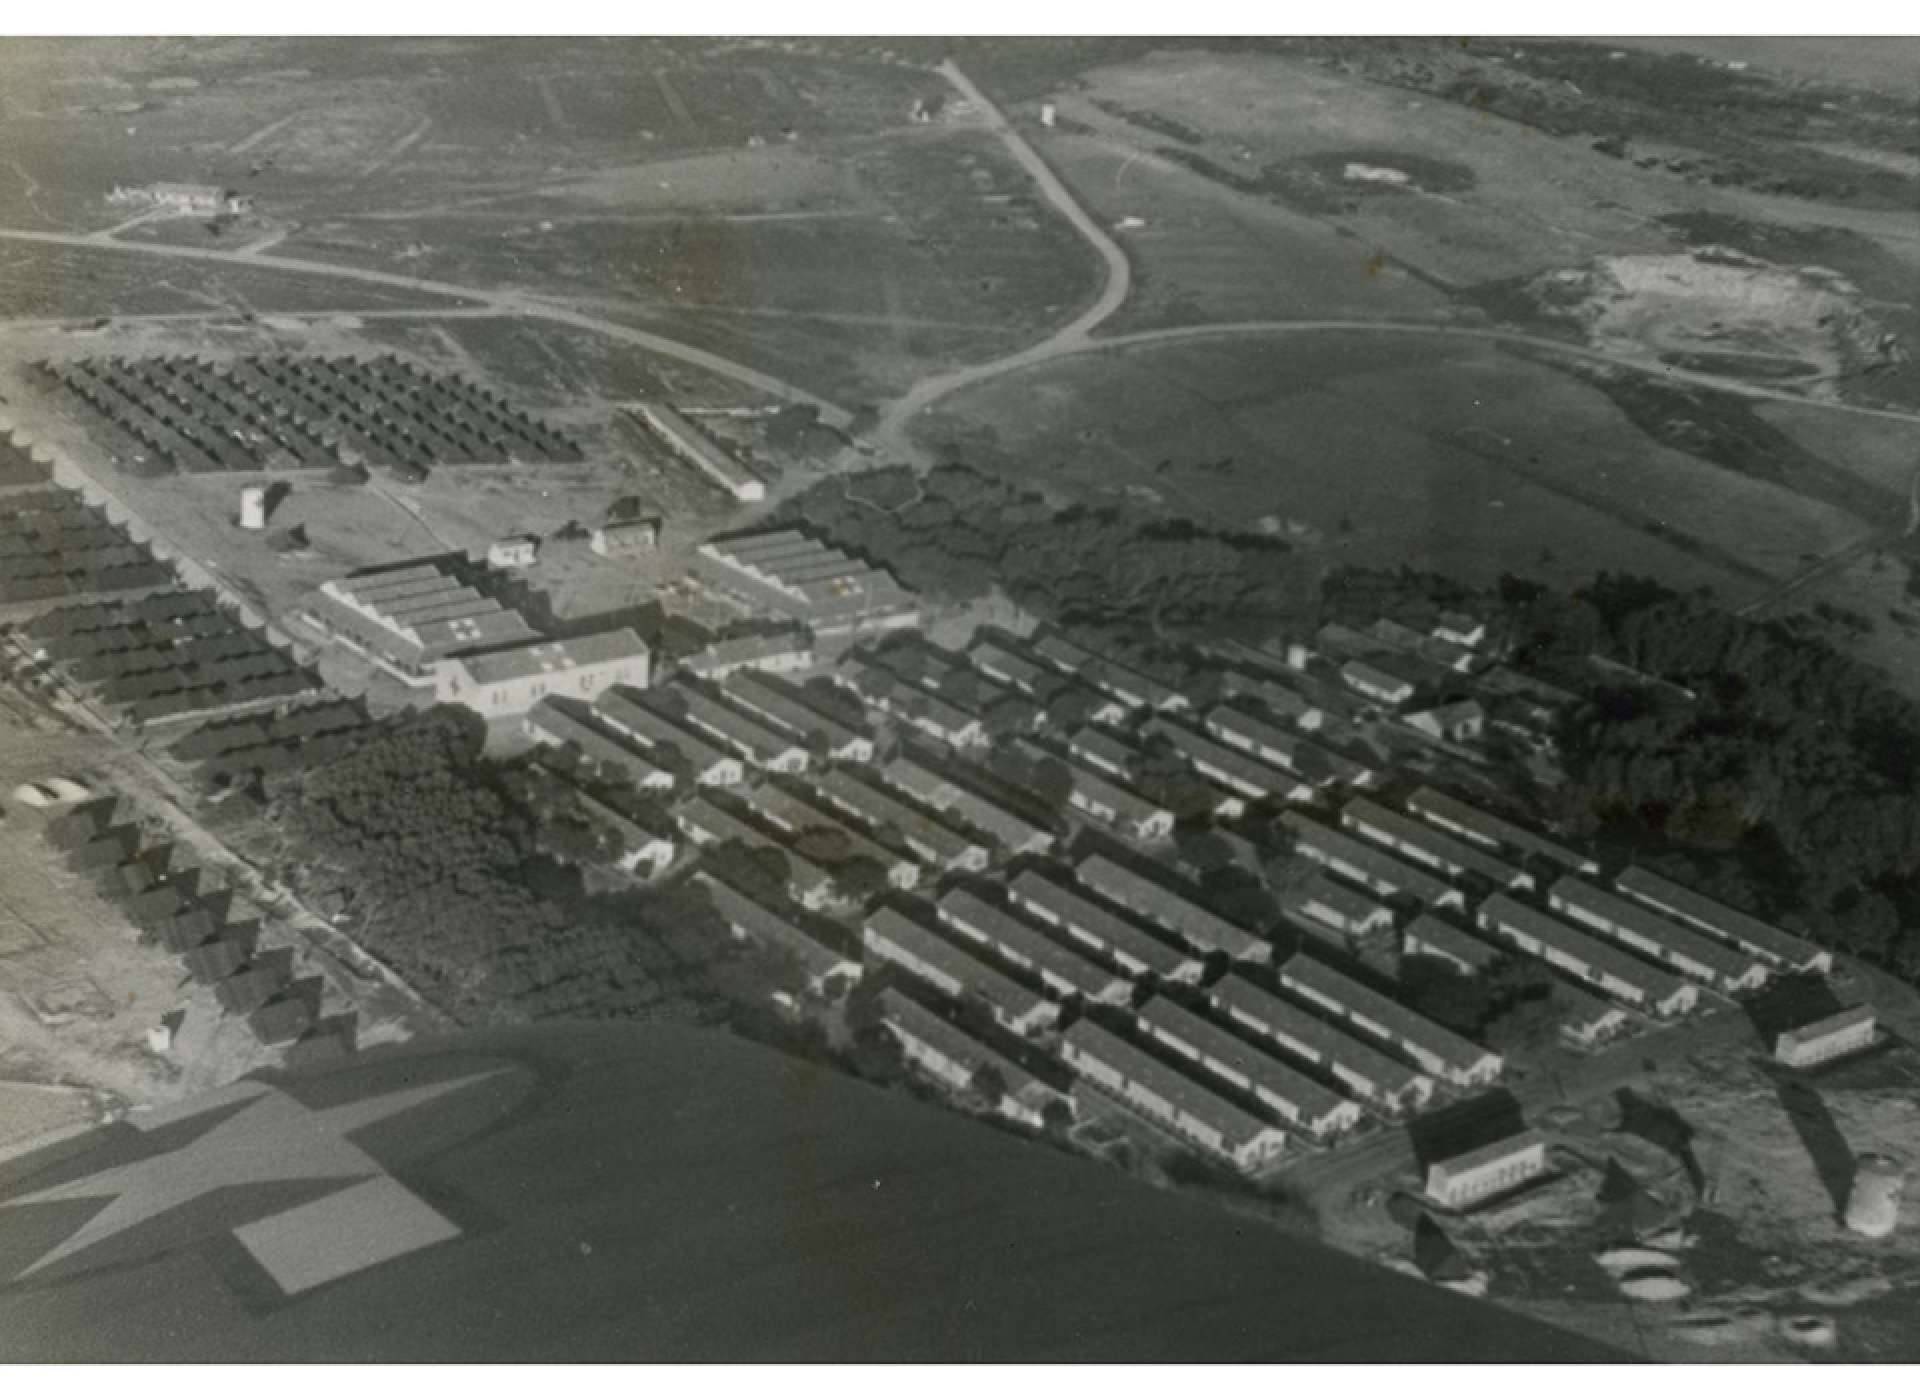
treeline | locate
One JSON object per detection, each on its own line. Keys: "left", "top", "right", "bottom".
{"left": 1487, "top": 572, "right": 1920, "bottom": 980}
{"left": 261, "top": 707, "right": 775, "bottom": 1025}
{"left": 777, "top": 464, "right": 1317, "bottom": 643}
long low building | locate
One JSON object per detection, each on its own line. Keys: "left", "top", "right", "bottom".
{"left": 1205, "top": 704, "right": 1373, "bottom": 789}
{"left": 1208, "top": 974, "right": 1434, "bottom": 1115}
{"left": 1067, "top": 725, "right": 1143, "bottom": 779}
{"left": 812, "top": 767, "right": 989, "bottom": 873}
{"left": 879, "top": 988, "right": 1068, "bottom": 1130}
{"left": 882, "top": 755, "right": 1055, "bottom": 856}
{"left": 721, "top": 672, "right": 875, "bottom": 763}
{"left": 1774, "top": 1005, "right": 1876, "bottom": 1068}
{"left": 1548, "top": 877, "right": 1767, "bottom": 993}
{"left": 675, "top": 797, "right": 834, "bottom": 909}
{"left": 1402, "top": 913, "right": 1500, "bottom": 975}
{"left": 1219, "top": 669, "right": 1324, "bottom": 731}
{"left": 1614, "top": 866, "right": 1832, "bottom": 975}
{"left": 696, "top": 872, "right": 861, "bottom": 994}
{"left": 1049, "top": 755, "right": 1175, "bottom": 841}
{"left": 660, "top": 683, "right": 811, "bottom": 774}
{"left": 1405, "top": 787, "right": 1599, "bottom": 875}
{"left": 434, "top": 628, "right": 653, "bottom": 720}
{"left": 1143, "top": 716, "right": 1316, "bottom": 806}
{"left": 936, "top": 888, "right": 1132, "bottom": 1005}
{"left": 1425, "top": 1131, "right": 1549, "bottom": 1209}
{"left": 1286, "top": 873, "right": 1395, "bottom": 940}
{"left": 1477, "top": 895, "right": 1698, "bottom": 1017}
{"left": 1007, "top": 871, "right": 1202, "bottom": 984}
{"left": 594, "top": 689, "right": 743, "bottom": 787}
{"left": 861, "top": 906, "right": 1057, "bottom": 1035}
{"left": 1061, "top": 1020, "right": 1287, "bottom": 1172}
{"left": 1277, "top": 954, "right": 1503, "bottom": 1089}
{"left": 837, "top": 662, "right": 986, "bottom": 748}
{"left": 523, "top": 697, "right": 674, "bottom": 793}
{"left": 637, "top": 402, "right": 763, "bottom": 501}
{"left": 1341, "top": 798, "right": 1532, "bottom": 893}
{"left": 1279, "top": 812, "right": 1465, "bottom": 911}
{"left": 1137, "top": 998, "right": 1362, "bottom": 1140}
{"left": 738, "top": 783, "right": 920, "bottom": 890}
{"left": 1074, "top": 853, "right": 1269, "bottom": 964}
{"left": 694, "top": 530, "right": 920, "bottom": 635}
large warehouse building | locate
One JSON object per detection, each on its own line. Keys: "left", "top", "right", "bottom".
{"left": 692, "top": 529, "right": 920, "bottom": 635}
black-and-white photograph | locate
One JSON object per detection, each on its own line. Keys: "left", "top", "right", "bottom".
{"left": 0, "top": 21, "right": 1917, "bottom": 1367}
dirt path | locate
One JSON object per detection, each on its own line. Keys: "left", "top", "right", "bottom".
{"left": 0, "top": 225, "right": 851, "bottom": 429}
{"left": 871, "top": 60, "right": 1132, "bottom": 463}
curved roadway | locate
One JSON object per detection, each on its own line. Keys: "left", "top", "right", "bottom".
{"left": 869, "top": 60, "right": 1133, "bottom": 462}
{"left": 0, "top": 226, "right": 852, "bottom": 430}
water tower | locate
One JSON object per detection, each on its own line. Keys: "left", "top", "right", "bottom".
{"left": 1845, "top": 1153, "right": 1905, "bottom": 1238}
{"left": 239, "top": 484, "right": 268, "bottom": 531}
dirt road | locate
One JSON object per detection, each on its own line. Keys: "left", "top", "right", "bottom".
{"left": 0, "top": 225, "right": 851, "bottom": 430}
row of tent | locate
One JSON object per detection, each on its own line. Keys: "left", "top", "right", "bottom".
{"left": 41, "top": 795, "right": 355, "bottom": 1064}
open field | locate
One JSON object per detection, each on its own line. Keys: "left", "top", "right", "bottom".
{"left": 913, "top": 330, "right": 1873, "bottom": 600}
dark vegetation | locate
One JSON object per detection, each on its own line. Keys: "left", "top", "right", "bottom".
{"left": 777, "top": 463, "right": 1316, "bottom": 645}
{"left": 1497, "top": 573, "right": 1920, "bottom": 980}
{"left": 257, "top": 706, "right": 775, "bottom": 1025}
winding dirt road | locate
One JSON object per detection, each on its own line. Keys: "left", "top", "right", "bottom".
{"left": 0, "top": 225, "right": 852, "bottom": 430}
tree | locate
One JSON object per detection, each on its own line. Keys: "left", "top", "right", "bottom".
{"left": 969, "top": 1063, "right": 1009, "bottom": 1110}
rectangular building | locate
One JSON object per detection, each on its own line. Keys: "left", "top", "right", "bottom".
{"left": 966, "top": 637, "right": 1055, "bottom": 697}
{"left": 1476, "top": 894, "right": 1698, "bottom": 1017}
{"left": 721, "top": 672, "right": 874, "bottom": 763}
{"left": 1061, "top": 1020, "right": 1287, "bottom": 1171}
{"left": 1775, "top": 1005, "right": 1876, "bottom": 1068}
{"left": 1426, "top": 1131, "right": 1549, "bottom": 1209}
{"left": 836, "top": 662, "right": 987, "bottom": 748}
{"left": 435, "top": 628, "right": 652, "bottom": 719}
{"left": 674, "top": 796, "right": 834, "bottom": 909}
{"left": 1287, "top": 873, "right": 1395, "bottom": 939}
{"left": 811, "top": 768, "right": 989, "bottom": 872}
{"left": 658, "top": 684, "right": 811, "bottom": 774}
{"left": 1278, "top": 954, "right": 1503, "bottom": 1088}
{"left": 1548, "top": 877, "right": 1768, "bottom": 993}
{"left": 1007, "top": 871, "right": 1202, "bottom": 983}
{"left": 1067, "top": 725, "right": 1142, "bottom": 779}
{"left": 1074, "top": 852, "right": 1269, "bottom": 964}
{"left": 594, "top": 689, "right": 742, "bottom": 787}
{"left": 879, "top": 989, "right": 1067, "bottom": 1130}
{"left": 1402, "top": 912, "right": 1501, "bottom": 975}
{"left": 936, "top": 888, "right": 1131, "bottom": 1006}
{"left": 1341, "top": 798, "right": 1532, "bottom": 892}
{"left": 738, "top": 782, "right": 921, "bottom": 890}
{"left": 1615, "top": 866, "right": 1832, "bottom": 976}
{"left": 678, "top": 630, "right": 812, "bottom": 682}
{"left": 860, "top": 906, "right": 1056, "bottom": 1034}
{"left": 882, "top": 756, "right": 1056, "bottom": 857}
{"left": 523, "top": 698, "right": 675, "bottom": 793}
{"left": 636, "top": 403, "right": 763, "bottom": 501}
{"left": 1204, "top": 704, "right": 1374, "bottom": 789}
{"left": 1340, "top": 659, "right": 1417, "bottom": 708}
{"left": 1219, "top": 670, "right": 1324, "bottom": 731}
{"left": 694, "top": 530, "right": 920, "bottom": 635}
{"left": 696, "top": 872, "right": 860, "bottom": 992}
{"left": 1052, "top": 756, "right": 1174, "bottom": 841}
{"left": 1136, "top": 998, "right": 1362, "bottom": 1139}
{"left": 1279, "top": 812, "right": 1465, "bottom": 911}
{"left": 1208, "top": 974, "right": 1433, "bottom": 1115}
{"left": 1143, "top": 716, "right": 1316, "bottom": 806}
{"left": 1405, "top": 787, "right": 1600, "bottom": 875}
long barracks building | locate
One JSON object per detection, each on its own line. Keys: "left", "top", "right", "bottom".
{"left": 1477, "top": 894, "right": 1698, "bottom": 1017}
{"left": 1277, "top": 954, "right": 1503, "bottom": 1088}
{"left": 1613, "top": 866, "right": 1831, "bottom": 976}
{"left": 1208, "top": 973, "right": 1434, "bottom": 1116}
{"left": 1547, "top": 876, "right": 1768, "bottom": 994}
{"left": 1136, "top": 997, "right": 1362, "bottom": 1140}
{"left": 1061, "top": 1019, "right": 1287, "bottom": 1171}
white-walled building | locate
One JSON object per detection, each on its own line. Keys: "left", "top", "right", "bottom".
{"left": 1280, "top": 811, "right": 1466, "bottom": 911}
{"left": 1074, "top": 853, "right": 1269, "bottom": 965}
{"left": 1007, "top": 871, "right": 1202, "bottom": 984}
{"left": 1136, "top": 997, "right": 1361, "bottom": 1140}
{"left": 1477, "top": 894, "right": 1698, "bottom": 1017}
{"left": 1061, "top": 1019, "right": 1287, "bottom": 1171}
{"left": 1425, "top": 1131, "right": 1548, "bottom": 1209}
{"left": 1775, "top": 1005, "right": 1876, "bottom": 1068}
{"left": 1614, "top": 866, "right": 1831, "bottom": 976}
{"left": 861, "top": 906, "right": 1057, "bottom": 1035}
{"left": 879, "top": 988, "right": 1067, "bottom": 1129}
{"left": 435, "top": 628, "right": 652, "bottom": 719}
{"left": 1548, "top": 876, "right": 1768, "bottom": 994}
{"left": 1278, "top": 954, "right": 1503, "bottom": 1088}
{"left": 1208, "top": 973, "right": 1434, "bottom": 1116}
{"left": 935, "top": 888, "right": 1131, "bottom": 1005}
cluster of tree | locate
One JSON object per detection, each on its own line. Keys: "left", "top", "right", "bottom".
{"left": 777, "top": 464, "right": 1317, "bottom": 644}
{"left": 1398, "top": 954, "right": 1561, "bottom": 1053}
{"left": 1483, "top": 573, "right": 1920, "bottom": 982}
{"left": 261, "top": 706, "right": 768, "bottom": 1025}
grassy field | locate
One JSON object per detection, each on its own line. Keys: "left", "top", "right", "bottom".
{"left": 912, "top": 331, "right": 1871, "bottom": 600}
